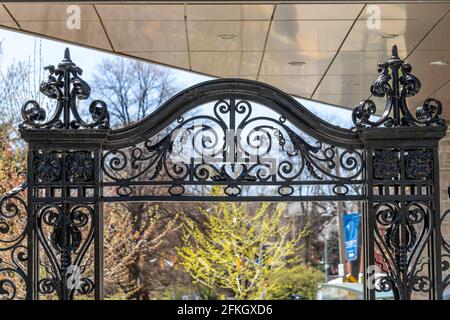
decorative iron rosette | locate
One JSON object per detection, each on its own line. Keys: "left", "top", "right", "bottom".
{"left": 20, "top": 48, "right": 109, "bottom": 130}
{"left": 352, "top": 45, "right": 445, "bottom": 128}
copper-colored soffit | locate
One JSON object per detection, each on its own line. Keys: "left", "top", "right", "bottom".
{"left": 1, "top": 2, "right": 450, "bottom": 112}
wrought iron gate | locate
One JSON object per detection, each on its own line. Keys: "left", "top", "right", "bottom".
{"left": 0, "top": 46, "right": 448, "bottom": 300}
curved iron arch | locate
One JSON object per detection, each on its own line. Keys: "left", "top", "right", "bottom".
{"left": 104, "top": 78, "right": 362, "bottom": 150}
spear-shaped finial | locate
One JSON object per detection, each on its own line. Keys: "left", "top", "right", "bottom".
{"left": 64, "top": 47, "right": 71, "bottom": 61}
{"left": 391, "top": 44, "right": 398, "bottom": 58}
{"left": 58, "top": 47, "right": 76, "bottom": 69}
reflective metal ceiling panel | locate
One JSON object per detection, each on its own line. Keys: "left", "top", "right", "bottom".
{"left": 0, "top": 1, "right": 449, "bottom": 115}
{"left": 187, "top": 20, "right": 270, "bottom": 51}
{"left": 274, "top": 3, "right": 364, "bottom": 20}
{"left": 266, "top": 20, "right": 353, "bottom": 52}
{"left": 186, "top": 4, "right": 274, "bottom": 21}
{"left": 96, "top": 4, "right": 185, "bottom": 21}
{"left": 190, "top": 51, "right": 262, "bottom": 77}
{"left": 104, "top": 20, "right": 187, "bottom": 52}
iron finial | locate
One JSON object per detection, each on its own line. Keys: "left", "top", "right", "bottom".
{"left": 391, "top": 44, "right": 398, "bottom": 58}
{"left": 64, "top": 47, "right": 71, "bottom": 61}
{"left": 20, "top": 48, "right": 109, "bottom": 130}
{"left": 352, "top": 45, "right": 444, "bottom": 128}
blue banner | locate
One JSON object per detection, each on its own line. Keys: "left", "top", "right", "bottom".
{"left": 343, "top": 213, "right": 360, "bottom": 262}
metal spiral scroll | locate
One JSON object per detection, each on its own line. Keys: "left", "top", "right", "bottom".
{"left": 372, "top": 201, "right": 433, "bottom": 299}
{"left": 36, "top": 204, "right": 94, "bottom": 300}
{"left": 102, "top": 98, "right": 363, "bottom": 197}
{"left": 0, "top": 175, "right": 28, "bottom": 300}
{"left": 441, "top": 208, "right": 450, "bottom": 296}
{"left": 352, "top": 45, "right": 445, "bottom": 128}
{"left": 20, "top": 48, "right": 109, "bottom": 130}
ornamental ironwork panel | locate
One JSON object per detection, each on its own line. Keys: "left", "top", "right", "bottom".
{"left": 30, "top": 149, "right": 97, "bottom": 300}
{"left": 0, "top": 46, "right": 447, "bottom": 300}
{"left": 0, "top": 175, "right": 28, "bottom": 300}
{"left": 441, "top": 201, "right": 450, "bottom": 297}
{"left": 101, "top": 98, "right": 364, "bottom": 201}
{"left": 366, "top": 147, "right": 440, "bottom": 300}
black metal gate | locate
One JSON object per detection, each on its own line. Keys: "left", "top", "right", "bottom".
{"left": 1, "top": 46, "right": 448, "bottom": 300}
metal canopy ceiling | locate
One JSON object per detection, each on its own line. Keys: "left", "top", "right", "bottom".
{"left": 1, "top": 1, "right": 450, "bottom": 115}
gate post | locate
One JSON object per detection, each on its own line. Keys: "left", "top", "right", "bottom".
{"left": 18, "top": 49, "right": 109, "bottom": 300}
{"left": 353, "top": 45, "right": 447, "bottom": 300}
{"left": 360, "top": 127, "right": 446, "bottom": 300}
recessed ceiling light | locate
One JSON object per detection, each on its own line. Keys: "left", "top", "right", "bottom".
{"left": 430, "top": 61, "right": 449, "bottom": 66}
{"left": 343, "top": 83, "right": 360, "bottom": 88}
{"left": 378, "top": 34, "right": 399, "bottom": 39}
{"left": 217, "top": 34, "right": 239, "bottom": 40}
{"left": 288, "top": 61, "right": 306, "bottom": 67}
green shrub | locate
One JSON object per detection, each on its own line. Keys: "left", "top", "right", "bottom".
{"left": 266, "top": 265, "right": 323, "bottom": 300}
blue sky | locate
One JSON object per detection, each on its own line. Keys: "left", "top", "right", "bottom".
{"left": 0, "top": 28, "right": 210, "bottom": 89}
{"left": 0, "top": 27, "right": 354, "bottom": 128}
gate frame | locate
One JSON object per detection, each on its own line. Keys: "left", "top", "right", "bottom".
{"left": 0, "top": 46, "right": 448, "bottom": 300}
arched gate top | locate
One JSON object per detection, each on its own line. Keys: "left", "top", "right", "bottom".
{"left": 105, "top": 78, "right": 361, "bottom": 150}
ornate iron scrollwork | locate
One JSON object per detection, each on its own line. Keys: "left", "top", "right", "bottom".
{"left": 0, "top": 174, "right": 28, "bottom": 300}
{"left": 28, "top": 149, "right": 96, "bottom": 300}
{"left": 352, "top": 45, "right": 445, "bottom": 128}
{"left": 36, "top": 204, "right": 94, "bottom": 300}
{"left": 373, "top": 201, "right": 433, "bottom": 299}
{"left": 20, "top": 48, "right": 109, "bottom": 130}
{"left": 441, "top": 207, "right": 450, "bottom": 297}
{"left": 102, "top": 99, "right": 364, "bottom": 198}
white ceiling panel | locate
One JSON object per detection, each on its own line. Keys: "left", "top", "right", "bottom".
{"left": 260, "top": 51, "right": 334, "bottom": 76}
{"left": 341, "top": 19, "right": 437, "bottom": 52}
{"left": 104, "top": 21, "right": 187, "bottom": 52}
{"left": 125, "top": 51, "right": 190, "bottom": 69}
{"left": 6, "top": 3, "right": 98, "bottom": 21}
{"left": 19, "top": 20, "right": 112, "bottom": 50}
{"left": 266, "top": 20, "right": 353, "bottom": 52}
{"left": 274, "top": 4, "right": 363, "bottom": 20}
{"left": 187, "top": 4, "right": 274, "bottom": 21}
{"left": 190, "top": 51, "right": 262, "bottom": 77}
{"left": 187, "top": 21, "right": 269, "bottom": 51}
{"left": 96, "top": 4, "right": 184, "bottom": 21}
